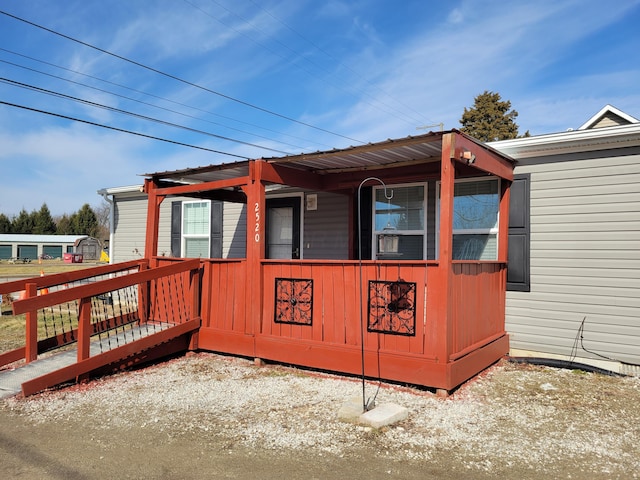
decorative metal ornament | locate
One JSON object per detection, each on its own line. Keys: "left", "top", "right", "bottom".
{"left": 274, "top": 278, "right": 313, "bottom": 325}
{"left": 367, "top": 280, "right": 416, "bottom": 336}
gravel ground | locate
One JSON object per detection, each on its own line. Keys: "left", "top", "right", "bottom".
{"left": 1, "top": 352, "right": 639, "bottom": 479}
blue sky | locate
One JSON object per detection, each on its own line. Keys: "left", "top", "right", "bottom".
{"left": 1, "top": 0, "right": 639, "bottom": 216}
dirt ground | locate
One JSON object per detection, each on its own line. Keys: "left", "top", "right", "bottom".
{"left": 1, "top": 353, "right": 639, "bottom": 480}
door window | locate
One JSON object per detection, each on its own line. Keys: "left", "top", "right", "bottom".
{"left": 266, "top": 197, "right": 301, "bottom": 259}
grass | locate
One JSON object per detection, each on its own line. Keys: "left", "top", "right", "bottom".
{"left": 0, "top": 309, "right": 80, "bottom": 354}
{"left": 0, "top": 259, "right": 102, "bottom": 277}
{"left": 1, "top": 261, "right": 89, "bottom": 354}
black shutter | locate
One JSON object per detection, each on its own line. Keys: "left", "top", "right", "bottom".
{"left": 507, "top": 174, "right": 530, "bottom": 292}
{"left": 210, "top": 200, "right": 223, "bottom": 258}
{"left": 170, "top": 201, "right": 182, "bottom": 257}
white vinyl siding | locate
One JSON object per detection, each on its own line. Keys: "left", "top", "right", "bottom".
{"left": 112, "top": 195, "right": 147, "bottom": 262}
{"left": 223, "top": 202, "right": 246, "bottom": 258}
{"left": 506, "top": 152, "right": 640, "bottom": 369}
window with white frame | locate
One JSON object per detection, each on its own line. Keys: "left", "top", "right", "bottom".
{"left": 446, "top": 178, "right": 500, "bottom": 260}
{"left": 373, "top": 183, "right": 426, "bottom": 260}
{"left": 182, "top": 201, "right": 210, "bottom": 258}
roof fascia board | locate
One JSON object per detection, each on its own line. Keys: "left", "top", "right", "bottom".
{"left": 489, "top": 123, "right": 640, "bottom": 159}
{"left": 578, "top": 104, "right": 639, "bottom": 130}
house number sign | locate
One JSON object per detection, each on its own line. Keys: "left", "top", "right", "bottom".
{"left": 254, "top": 202, "right": 260, "bottom": 242}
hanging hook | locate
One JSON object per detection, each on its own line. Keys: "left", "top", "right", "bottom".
{"left": 357, "top": 176, "right": 392, "bottom": 413}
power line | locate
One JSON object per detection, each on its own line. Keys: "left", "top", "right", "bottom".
{"left": 246, "top": 0, "right": 437, "bottom": 127}
{"left": 184, "top": 0, "right": 428, "bottom": 129}
{"left": 0, "top": 99, "right": 249, "bottom": 159}
{"left": 0, "top": 10, "right": 364, "bottom": 145}
{"left": 0, "top": 48, "right": 337, "bottom": 150}
{"left": 0, "top": 58, "right": 306, "bottom": 152}
{"left": 1, "top": 76, "right": 293, "bottom": 155}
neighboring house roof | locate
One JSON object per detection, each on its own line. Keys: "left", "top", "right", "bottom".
{"left": 490, "top": 115, "right": 640, "bottom": 159}
{"left": 578, "top": 104, "right": 639, "bottom": 130}
{"left": 97, "top": 185, "right": 144, "bottom": 196}
{"left": 0, "top": 234, "right": 88, "bottom": 244}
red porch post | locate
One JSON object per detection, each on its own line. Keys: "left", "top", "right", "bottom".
{"left": 434, "top": 133, "right": 456, "bottom": 366}
{"left": 143, "top": 178, "right": 164, "bottom": 267}
{"left": 24, "top": 282, "right": 38, "bottom": 363}
{"left": 242, "top": 160, "right": 266, "bottom": 339}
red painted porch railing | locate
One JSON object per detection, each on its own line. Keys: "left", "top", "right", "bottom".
{"left": 450, "top": 261, "right": 507, "bottom": 360}
{"left": 189, "top": 258, "right": 507, "bottom": 390}
{"left": 2, "top": 259, "right": 201, "bottom": 369}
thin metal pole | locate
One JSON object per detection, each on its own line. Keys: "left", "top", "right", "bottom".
{"left": 357, "top": 177, "right": 392, "bottom": 413}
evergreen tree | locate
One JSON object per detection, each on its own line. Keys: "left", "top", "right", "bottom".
{"left": 56, "top": 214, "right": 74, "bottom": 234}
{"left": 33, "top": 203, "right": 57, "bottom": 234}
{"left": 72, "top": 203, "right": 100, "bottom": 237}
{"left": 0, "top": 213, "right": 12, "bottom": 233}
{"left": 12, "top": 209, "right": 35, "bottom": 234}
{"left": 460, "top": 91, "right": 530, "bottom": 142}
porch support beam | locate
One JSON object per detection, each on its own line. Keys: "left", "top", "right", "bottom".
{"left": 261, "top": 162, "right": 325, "bottom": 190}
{"left": 241, "top": 160, "right": 266, "bottom": 337}
{"left": 435, "top": 133, "right": 456, "bottom": 364}
{"left": 178, "top": 189, "right": 247, "bottom": 204}
{"left": 451, "top": 133, "right": 514, "bottom": 181}
{"left": 154, "top": 176, "right": 251, "bottom": 197}
{"left": 143, "top": 178, "right": 164, "bottom": 262}
{"left": 325, "top": 161, "right": 441, "bottom": 191}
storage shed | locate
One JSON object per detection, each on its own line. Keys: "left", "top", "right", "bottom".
{"left": 0, "top": 234, "right": 89, "bottom": 261}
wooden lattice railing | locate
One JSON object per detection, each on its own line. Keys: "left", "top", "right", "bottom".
{"left": 0, "top": 258, "right": 201, "bottom": 369}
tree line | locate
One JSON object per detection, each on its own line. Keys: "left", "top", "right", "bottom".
{"left": 0, "top": 203, "right": 109, "bottom": 241}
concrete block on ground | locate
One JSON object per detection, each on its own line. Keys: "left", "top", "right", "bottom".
{"left": 337, "top": 396, "right": 365, "bottom": 422}
{"left": 359, "top": 403, "right": 408, "bottom": 428}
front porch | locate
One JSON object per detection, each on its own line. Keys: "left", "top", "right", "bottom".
{"left": 145, "top": 130, "right": 514, "bottom": 392}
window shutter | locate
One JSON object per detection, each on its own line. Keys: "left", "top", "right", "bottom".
{"left": 171, "top": 201, "right": 182, "bottom": 257}
{"left": 210, "top": 200, "right": 223, "bottom": 258}
{"left": 507, "top": 174, "right": 530, "bottom": 291}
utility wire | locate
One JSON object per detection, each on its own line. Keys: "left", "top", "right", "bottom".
{"left": 185, "top": 0, "right": 427, "bottom": 129}
{"left": 0, "top": 58, "right": 308, "bottom": 152}
{"left": 246, "top": 0, "right": 437, "bottom": 127}
{"left": 0, "top": 48, "right": 336, "bottom": 150}
{"left": 0, "top": 99, "right": 248, "bottom": 159}
{"left": 1, "top": 76, "right": 292, "bottom": 155}
{"left": 0, "top": 10, "right": 364, "bottom": 145}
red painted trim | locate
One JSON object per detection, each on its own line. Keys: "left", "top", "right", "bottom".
{"left": 0, "top": 347, "right": 25, "bottom": 367}
{"left": 451, "top": 133, "right": 514, "bottom": 181}
{"left": 13, "top": 258, "right": 201, "bottom": 315}
{"left": 0, "top": 260, "right": 145, "bottom": 295}
{"left": 156, "top": 176, "right": 251, "bottom": 196}
{"left": 24, "top": 283, "right": 37, "bottom": 363}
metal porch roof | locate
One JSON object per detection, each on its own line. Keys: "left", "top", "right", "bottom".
{"left": 143, "top": 130, "right": 513, "bottom": 184}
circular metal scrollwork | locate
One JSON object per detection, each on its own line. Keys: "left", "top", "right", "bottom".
{"left": 274, "top": 278, "right": 313, "bottom": 326}
{"left": 367, "top": 280, "right": 416, "bottom": 336}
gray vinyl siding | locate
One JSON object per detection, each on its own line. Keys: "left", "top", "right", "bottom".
{"left": 224, "top": 202, "right": 246, "bottom": 258}
{"left": 506, "top": 150, "right": 640, "bottom": 366}
{"left": 112, "top": 194, "right": 147, "bottom": 263}
{"left": 303, "top": 191, "right": 349, "bottom": 259}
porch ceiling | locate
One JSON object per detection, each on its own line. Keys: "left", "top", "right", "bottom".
{"left": 143, "top": 130, "right": 514, "bottom": 184}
